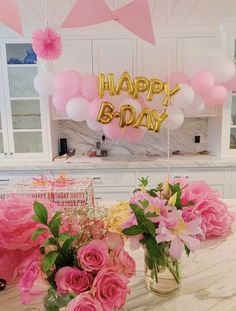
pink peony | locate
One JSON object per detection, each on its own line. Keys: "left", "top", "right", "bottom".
{"left": 182, "top": 198, "right": 235, "bottom": 238}
{"left": 55, "top": 266, "right": 92, "bottom": 294}
{"left": 0, "top": 195, "right": 56, "bottom": 251}
{"left": 92, "top": 267, "right": 130, "bottom": 311}
{"left": 67, "top": 293, "right": 103, "bottom": 311}
{"left": 77, "top": 240, "right": 109, "bottom": 273}
{"left": 18, "top": 250, "right": 48, "bottom": 304}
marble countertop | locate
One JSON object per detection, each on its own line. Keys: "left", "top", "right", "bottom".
{"left": 1, "top": 199, "right": 236, "bottom": 311}
{"left": 1, "top": 155, "right": 236, "bottom": 171}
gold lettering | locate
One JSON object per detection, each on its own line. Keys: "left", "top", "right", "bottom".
{"left": 97, "top": 101, "right": 114, "bottom": 124}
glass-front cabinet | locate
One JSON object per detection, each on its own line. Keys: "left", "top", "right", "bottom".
{"left": 0, "top": 40, "right": 52, "bottom": 160}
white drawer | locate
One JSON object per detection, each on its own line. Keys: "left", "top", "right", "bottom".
{"left": 0, "top": 177, "right": 10, "bottom": 188}
{"left": 186, "top": 169, "right": 225, "bottom": 184}
{"left": 231, "top": 170, "right": 236, "bottom": 184}
{"left": 68, "top": 170, "right": 136, "bottom": 186}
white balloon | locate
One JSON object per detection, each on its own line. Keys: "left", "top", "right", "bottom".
{"left": 171, "top": 83, "right": 195, "bottom": 109}
{"left": 86, "top": 118, "right": 103, "bottom": 131}
{"left": 163, "top": 107, "right": 184, "bottom": 130}
{"left": 66, "top": 97, "right": 90, "bottom": 122}
{"left": 183, "top": 95, "right": 206, "bottom": 114}
{"left": 33, "top": 72, "right": 55, "bottom": 96}
{"left": 209, "top": 57, "right": 235, "bottom": 83}
{"left": 204, "top": 48, "right": 227, "bottom": 63}
{"left": 118, "top": 98, "right": 142, "bottom": 114}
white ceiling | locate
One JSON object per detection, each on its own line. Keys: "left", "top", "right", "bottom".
{"left": 13, "top": 0, "right": 236, "bottom": 28}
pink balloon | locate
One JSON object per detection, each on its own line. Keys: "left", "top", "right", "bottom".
{"left": 81, "top": 75, "right": 99, "bottom": 100}
{"left": 103, "top": 119, "right": 125, "bottom": 140}
{"left": 54, "top": 71, "right": 81, "bottom": 97}
{"left": 124, "top": 127, "right": 145, "bottom": 142}
{"left": 223, "top": 66, "right": 236, "bottom": 91}
{"left": 167, "top": 72, "right": 189, "bottom": 89}
{"left": 89, "top": 98, "right": 102, "bottom": 120}
{"left": 52, "top": 91, "right": 71, "bottom": 112}
{"left": 191, "top": 71, "right": 215, "bottom": 96}
{"left": 204, "top": 85, "right": 227, "bottom": 107}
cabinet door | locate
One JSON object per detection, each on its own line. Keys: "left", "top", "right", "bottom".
{"left": 2, "top": 43, "right": 49, "bottom": 159}
{"left": 137, "top": 38, "right": 176, "bottom": 81}
{"left": 92, "top": 39, "right": 133, "bottom": 76}
{"left": 177, "top": 37, "right": 218, "bottom": 116}
{"left": 52, "top": 40, "right": 93, "bottom": 119}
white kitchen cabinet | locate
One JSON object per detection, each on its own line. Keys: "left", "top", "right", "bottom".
{"left": 136, "top": 38, "right": 176, "bottom": 81}
{"left": 0, "top": 40, "right": 55, "bottom": 161}
{"left": 92, "top": 39, "right": 134, "bottom": 77}
{"left": 176, "top": 36, "right": 219, "bottom": 117}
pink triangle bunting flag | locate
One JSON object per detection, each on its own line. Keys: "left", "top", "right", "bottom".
{"left": 61, "top": 0, "right": 155, "bottom": 45}
{"left": 62, "top": 0, "right": 113, "bottom": 28}
{"left": 114, "top": 0, "right": 155, "bottom": 45}
{"left": 0, "top": 0, "right": 23, "bottom": 35}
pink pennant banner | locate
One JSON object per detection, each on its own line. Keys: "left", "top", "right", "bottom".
{"left": 0, "top": 0, "right": 23, "bottom": 35}
{"left": 61, "top": 0, "right": 155, "bottom": 45}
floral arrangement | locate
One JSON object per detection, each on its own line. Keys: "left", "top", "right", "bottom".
{"left": 121, "top": 177, "right": 235, "bottom": 290}
{"left": 15, "top": 199, "right": 135, "bottom": 311}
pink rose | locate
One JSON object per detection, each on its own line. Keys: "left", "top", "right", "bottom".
{"left": 183, "top": 198, "right": 235, "bottom": 238}
{"left": 67, "top": 293, "right": 103, "bottom": 311}
{"left": 55, "top": 267, "right": 93, "bottom": 294}
{"left": 18, "top": 250, "right": 48, "bottom": 304}
{"left": 92, "top": 267, "right": 130, "bottom": 311}
{"left": 77, "top": 240, "right": 109, "bottom": 273}
{"left": 113, "top": 247, "right": 136, "bottom": 278}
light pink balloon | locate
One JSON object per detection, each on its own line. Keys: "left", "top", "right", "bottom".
{"left": 223, "top": 66, "right": 236, "bottom": 91}
{"left": 204, "top": 85, "right": 227, "bottom": 107}
{"left": 124, "top": 127, "right": 145, "bottom": 142}
{"left": 89, "top": 98, "right": 103, "bottom": 120}
{"left": 81, "top": 75, "right": 99, "bottom": 100}
{"left": 54, "top": 71, "right": 81, "bottom": 97}
{"left": 167, "top": 72, "right": 189, "bottom": 89}
{"left": 86, "top": 117, "right": 103, "bottom": 131}
{"left": 103, "top": 119, "right": 125, "bottom": 140}
{"left": 190, "top": 71, "right": 215, "bottom": 96}
{"left": 52, "top": 91, "right": 71, "bottom": 112}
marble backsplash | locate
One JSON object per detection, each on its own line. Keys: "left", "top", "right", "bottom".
{"left": 58, "top": 118, "right": 208, "bottom": 156}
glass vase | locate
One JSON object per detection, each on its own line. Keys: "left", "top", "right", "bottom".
{"left": 144, "top": 251, "right": 181, "bottom": 296}
{"left": 44, "top": 287, "right": 73, "bottom": 311}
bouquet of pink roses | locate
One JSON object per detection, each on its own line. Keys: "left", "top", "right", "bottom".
{"left": 20, "top": 201, "right": 135, "bottom": 311}
{"left": 122, "top": 177, "right": 234, "bottom": 294}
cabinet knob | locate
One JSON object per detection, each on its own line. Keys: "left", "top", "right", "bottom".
{"left": 0, "top": 179, "right": 10, "bottom": 182}
{"left": 9, "top": 152, "right": 13, "bottom": 156}
{"left": 93, "top": 177, "right": 101, "bottom": 180}
{"left": 3, "top": 152, "right": 7, "bottom": 156}
{"left": 174, "top": 175, "right": 189, "bottom": 179}
{"left": 95, "top": 196, "right": 102, "bottom": 200}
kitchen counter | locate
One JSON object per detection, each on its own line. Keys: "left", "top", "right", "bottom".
{"left": 1, "top": 199, "right": 236, "bottom": 311}
{"left": 1, "top": 155, "right": 236, "bottom": 171}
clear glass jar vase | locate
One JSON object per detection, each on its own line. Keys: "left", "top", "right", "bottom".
{"left": 44, "top": 287, "right": 73, "bottom": 311}
{"left": 144, "top": 251, "right": 181, "bottom": 296}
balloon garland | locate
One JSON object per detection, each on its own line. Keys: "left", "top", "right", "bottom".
{"left": 33, "top": 48, "right": 236, "bottom": 142}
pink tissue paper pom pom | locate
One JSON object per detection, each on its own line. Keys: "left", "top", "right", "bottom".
{"left": 32, "top": 27, "right": 62, "bottom": 61}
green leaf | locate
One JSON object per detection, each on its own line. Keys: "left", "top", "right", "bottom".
{"left": 33, "top": 201, "right": 48, "bottom": 225}
{"left": 42, "top": 251, "right": 59, "bottom": 273}
{"left": 138, "top": 177, "right": 149, "bottom": 187}
{"left": 32, "top": 215, "right": 42, "bottom": 223}
{"left": 182, "top": 201, "right": 195, "bottom": 207}
{"left": 140, "top": 199, "right": 149, "bottom": 209}
{"left": 147, "top": 189, "right": 157, "bottom": 197}
{"left": 185, "top": 245, "right": 191, "bottom": 257}
{"left": 145, "top": 219, "right": 156, "bottom": 237}
{"left": 122, "top": 225, "right": 144, "bottom": 236}
{"left": 62, "top": 238, "right": 74, "bottom": 256}
{"left": 143, "top": 236, "right": 163, "bottom": 260}
{"left": 169, "top": 183, "right": 182, "bottom": 209}
{"left": 58, "top": 232, "right": 71, "bottom": 241}
{"left": 39, "top": 246, "right": 45, "bottom": 254}
{"left": 49, "top": 217, "right": 62, "bottom": 238}
{"left": 145, "top": 212, "right": 157, "bottom": 218}
{"left": 32, "top": 228, "right": 47, "bottom": 241}
{"left": 51, "top": 211, "right": 63, "bottom": 222}
{"left": 130, "top": 204, "right": 145, "bottom": 224}
{"left": 43, "top": 237, "right": 58, "bottom": 247}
